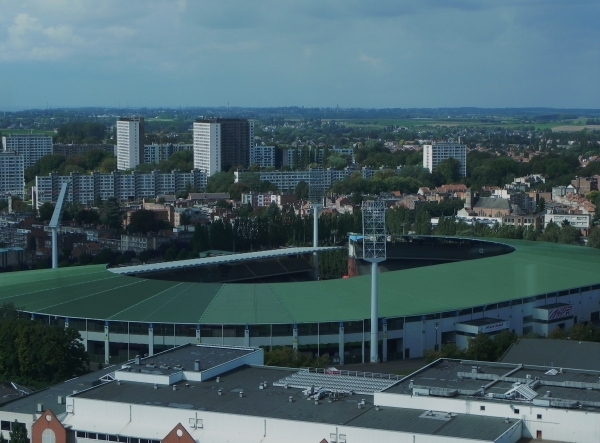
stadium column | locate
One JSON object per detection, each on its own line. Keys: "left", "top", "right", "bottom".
{"left": 293, "top": 324, "right": 298, "bottom": 351}
{"left": 244, "top": 325, "right": 250, "bottom": 347}
{"left": 196, "top": 324, "right": 201, "bottom": 345}
{"left": 338, "top": 322, "right": 345, "bottom": 365}
{"left": 104, "top": 322, "right": 109, "bottom": 365}
{"left": 382, "top": 319, "right": 388, "bottom": 362}
{"left": 149, "top": 323, "right": 154, "bottom": 356}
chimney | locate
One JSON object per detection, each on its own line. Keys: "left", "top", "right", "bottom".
{"left": 37, "top": 403, "right": 43, "bottom": 412}
{"left": 135, "top": 355, "right": 141, "bottom": 365}
{"left": 194, "top": 360, "right": 200, "bottom": 371}
{"left": 57, "top": 396, "right": 63, "bottom": 405}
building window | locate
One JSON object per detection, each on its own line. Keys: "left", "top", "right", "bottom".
{"left": 514, "top": 408, "right": 520, "bottom": 414}
{"left": 42, "top": 429, "right": 56, "bottom": 443}
{"left": 537, "top": 414, "right": 542, "bottom": 419}
{"left": 480, "top": 405, "right": 485, "bottom": 411}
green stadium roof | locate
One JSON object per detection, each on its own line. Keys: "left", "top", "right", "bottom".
{"left": 2, "top": 239, "right": 599, "bottom": 325}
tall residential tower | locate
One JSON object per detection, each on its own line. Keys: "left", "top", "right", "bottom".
{"left": 2, "top": 134, "right": 52, "bottom": 168}
{"left": 422, "top": 142, "right": 467, "bottom": 177}
{"left": 116, "top": 117, "right": 144, "bottom": 171}
{"left": 193, "top": 118, "right": 253, "bottom": 176}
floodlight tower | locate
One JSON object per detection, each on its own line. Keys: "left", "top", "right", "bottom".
{"left": 309, "top": 168, "right": 325, "bottom": 280}
{"left": 362, "top": 200, "right": 387, "bottom": 363}
{"left": 49, "top": 183, "right": 70, "bottom": 269}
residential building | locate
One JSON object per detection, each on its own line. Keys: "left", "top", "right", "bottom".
{"left": 2, "top": 134, "right": 52, "bottom": 168}
{"left": 143, "top": 144, "right": 193, "bottom": 165}
{"left": 543, "top": 209, "right": 591, "bottom": 229}
{"left": 283, "top": 146, "right": 354, "bottom": 167}
{"left": 422, "top": 142, "right": 467, "bottom": 176}
{"left": 571, "top": 176, "right": 598, "bottom": 195}
{"left": 53, "top": 144, "right": 115, "bottom": 158}
{"left": 249, "top": 145, "right": 276, "bottom": 168}
{"left": 193, "top": 119, "right": 253, "bottom": 175}
{"left": 116, "top": 117, "right": 144, "bottom": 171}
{"left": 120, "top": 234, "right": 170, "bottom": 253}
{"left": 240, "top": 192, "right": 297, "bottom": 208}
{"left": 0, "top": 247, "right": 24, "bottom": 268}
{"left": 234, "top": 167, "right": 391, "bottom": 193}
{"left": 0, "top": 151, "right": 25, "bottom": 198}
{"left": 34, "top": 170, "right": 207, "bottom": 208}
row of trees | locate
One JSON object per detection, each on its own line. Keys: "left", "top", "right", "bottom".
{"left": 25, "top": 150, "right": 116, "bottom": 183}
{"left": 0, "top": 304, "right": 88, "bottom": 385}
{"left": 191, "top": 204, "right": 362, "bottom": 254}
{"left": 427, "top": 322, "right": 600, "bottom": 365}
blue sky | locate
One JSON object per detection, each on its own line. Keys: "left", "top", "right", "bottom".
{"left": 0, "top": 0, "right": 598, "bottom": 110}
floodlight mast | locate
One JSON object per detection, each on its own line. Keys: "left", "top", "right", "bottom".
{"left": 48, "top": 183, "right": 70, "bottom": 269}
{"left": 362, "top": 200, "right": 387, "bottom": 363}
{"left": 308, "top": 168, "right": 325, "bottom": 280}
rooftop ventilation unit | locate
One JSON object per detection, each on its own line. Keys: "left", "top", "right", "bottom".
{"left": 37, "top": 403, "right": 43, "bottom": 412}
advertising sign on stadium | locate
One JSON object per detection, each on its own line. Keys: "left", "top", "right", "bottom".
{"left": 478, "top": 320, "right": 510, "bottom": 333}
{"left": 548, "top": 305, "right": 573, "bottom": 321}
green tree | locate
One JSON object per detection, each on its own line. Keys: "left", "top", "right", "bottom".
{"left": 295, "top": 180, "right": 309, "bottom": 200}
{"left": 9, "top": 421, "right": 28, "bottom": 443}
{"left": 38, "top": 202, "right": 55, "bottom": 222}
{"left": 206, "top": 172, "right": 234, "bottom": 193}
{"left": 558, "top": 224, "right": 580, "bottom": 245}
{"left": 413, "top": 210, "right": 432, "bottom": 235}
{"left": 466, "top": 333, "right": 496, "bottom": 361}
{"left": 128, "top": 210, "right": 169, "bottom": 234}
{"left": 434, "top": 158, "right": 461, "bottom": 184}
{"left": 587, "top": 227, "right": 600, "bottom": 248}
{"left": 100, "top": 197, "right": 121, "bottom": 229}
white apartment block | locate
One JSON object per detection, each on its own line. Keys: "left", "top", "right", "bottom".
{"left": 143, "top": 144, "right": 194, "bottom": 165}
{"left": 249, "top": 145, "right": 275, "bottom": 168}
{"left": 34, "top": 170, "right": 207, "bottom": 208}
{"left": 0, "top": 151, "right": 25, "bottom": 198}
{"left": 193, "top": 122, "right": 220, "bottom": 176}
{"left": 284, "top": 147, "right": 354, "bottom": 167}
{"left": 235, "top": 167, "right": 392, "bottom": 193}
{"left": 422, "top": 142, "right": 467, "bottom": 177}
{"left": 117, "top": 117, "right": 144, "bottom": 171}
{"left": 2, "top": 134, "right": 52, "bottom": 168}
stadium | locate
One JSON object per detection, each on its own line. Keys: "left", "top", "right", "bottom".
{"left": 1, "top": 237, "right": 600, "bottom": 365}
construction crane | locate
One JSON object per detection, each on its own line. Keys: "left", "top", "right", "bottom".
{"left": 49, "top": 183, "right": 69, "bottom": 269}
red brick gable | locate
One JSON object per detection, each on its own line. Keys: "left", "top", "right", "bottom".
{"left": 31, "top": 409, "right": 67, "bottom": 443}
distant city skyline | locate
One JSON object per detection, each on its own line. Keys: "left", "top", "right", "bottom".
{"left": 0, "top": 1, "right": 598, "bottom": 110}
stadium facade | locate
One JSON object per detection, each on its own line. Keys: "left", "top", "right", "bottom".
{"left": 1, "top": 238, "right": 599, "bottom": 365}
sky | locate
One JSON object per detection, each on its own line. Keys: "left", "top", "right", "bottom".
{"left": 0, "top": 0, "right": 598, "bottom": 110}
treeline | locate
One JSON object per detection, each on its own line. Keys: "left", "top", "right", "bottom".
{"left": 192, "top": 204, "right": 361, "bottom": 256}
{"left": 135, "top": 150, "right": 194, "bottom": 173}
{"left": 25, "top": 150, "right": 116, "bottom": 182}
{"left": 427, "top": 322, "right": 600, "bottom": 364}
{"left": 54, "top": 122, "right": 108, "bottom": 144}
{"left": 0, "top": 304, "right": 88, "bottom": 386}
{"left": 425, "top": 330, "right": 518, "bottom": 363}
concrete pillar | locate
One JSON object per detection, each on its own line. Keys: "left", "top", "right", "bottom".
{"left": 196, "top": 324, "right": 201, "bottom": 345}
{"left": 149, "top": 323, "right": 154, "bottom": 357}
{"left": 338, "top": 322, "right": 345, "bottom": 366}
{"left": 244, "top": 325, "right": 250, "bottom": 347}
{"left": 313, "top": 205, "right": 319, "bottom": 280}
{"left": 370, "top": 262, "right": 379, "bottom": 363}
{"left": 104, "top": 322, "right": 109, "bottom": 365}
{"left": 292, "top": 324, "right": 298, "bottom": 351}
{"left": 51, "top": 228, "right": 58, "bottom": 269}
{"left": 382, "top": 319, "right": 388, "bottom": 362}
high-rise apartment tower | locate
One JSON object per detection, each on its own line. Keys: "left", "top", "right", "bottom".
{"left": 422, "top": 142, "right": 467, "bottom": 177}
{"left": 193, "top": 118, "right": 253, "bottom": 175}
{"left": 116, "top": 117, "right": 144, "bottom": 171}
{"left": 2, "top": 134, "right": 52, "bottom": 168}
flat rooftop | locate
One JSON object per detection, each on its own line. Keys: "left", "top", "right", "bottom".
{"left": 75, "top": 365, "right": 517, "bottom": 440}
{"left": 385, "top": 359, "right": 600, "bottom": 411}
{"left": 121, "top": 344, "right": 255, "bottom": 376}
